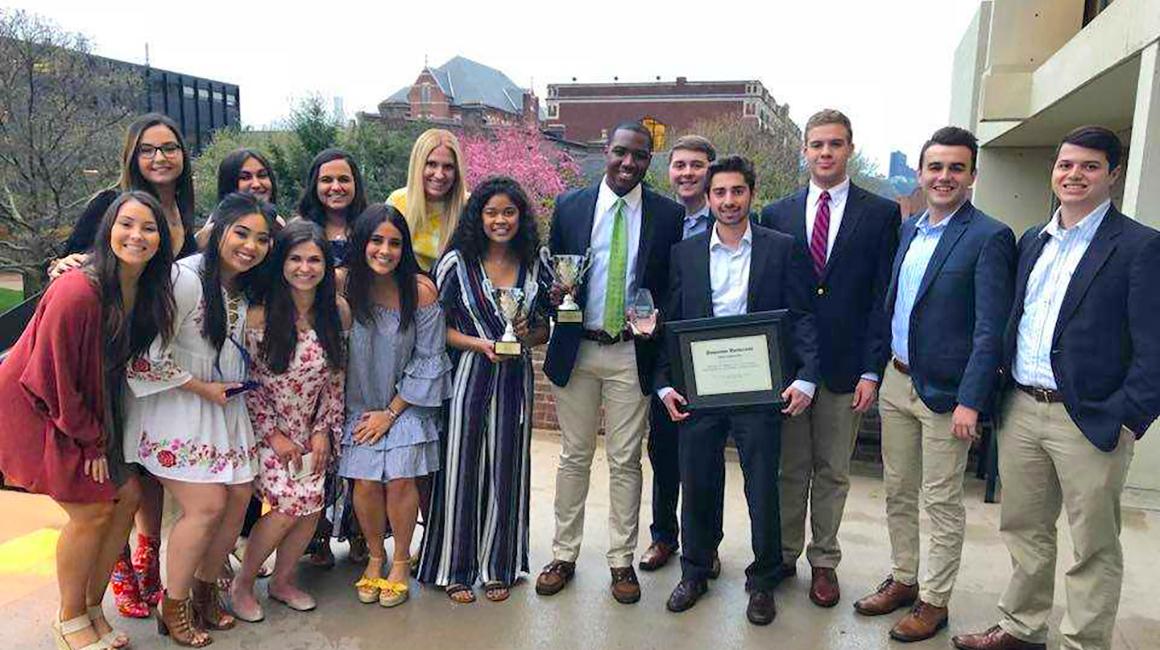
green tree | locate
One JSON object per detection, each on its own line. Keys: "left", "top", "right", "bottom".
{"left": 674, "top": 116, "right": 801, "bottom": 210}
{"left": 0, "top": 9, "right": 141, "bottom": 292}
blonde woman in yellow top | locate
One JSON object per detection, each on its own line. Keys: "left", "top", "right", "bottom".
{"left": 386, "top": 129, "right": 469, "bottom": 272}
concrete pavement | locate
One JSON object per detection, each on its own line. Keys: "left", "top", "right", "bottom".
{"left": 1, "top": 431, "right": 1157, "bottom": 649}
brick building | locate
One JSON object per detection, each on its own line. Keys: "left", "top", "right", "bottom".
{"left": 364, "top": 56, "right": 539, "bottom": 130}
{"left": 543, "top": 76, "right": 799, "bottom": 148}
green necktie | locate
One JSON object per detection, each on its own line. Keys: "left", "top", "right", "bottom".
{"left": 603, "top": 197, "right": 628, "bottom": 336}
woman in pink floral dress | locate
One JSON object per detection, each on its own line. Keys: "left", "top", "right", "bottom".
{"left": 230, "top": 221, "right": 350, "bottom": 622}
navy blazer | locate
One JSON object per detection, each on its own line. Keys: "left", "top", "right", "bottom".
{"left": 1002, "top": 207, "right": 1160, "bottom": 451}
{"left": 543, "top": 182, "right": 684, "bottom": 393}
{"left": 655, "top": 223, "right": 820, "bottom": 392}
{"left": 757, "top": 183, "right": 900, "bottom": 393}
{"left": 885, "top": 201, "right": 1016, "bottom": 414}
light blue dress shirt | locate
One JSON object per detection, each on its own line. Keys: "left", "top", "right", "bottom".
{"left": 682, "top": 203, "right": 712, "bottom": 240}
{"left": 890, "top": 209, "right": 955, "bottom": 365}
{"left": 1012, "top": 200, "right": 1110, "bottom": 389}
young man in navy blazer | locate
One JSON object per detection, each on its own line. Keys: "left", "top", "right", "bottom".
{"left": 537, "top": 122, "right": 684, "bottom": 604}
{"left": 656, "top": 155, "right": 820, "bottom": 625}
{"left": 853, "top": 126, "right": 1016, "bottom": 643}
{"left": 756, "top": 109, "right": 900, "bottom": 607}
{"left": 639, "top": 135, "right": 721, "bottom": 573}
{"left": 954, "top": 127, "right": 1160, "bottom": 650}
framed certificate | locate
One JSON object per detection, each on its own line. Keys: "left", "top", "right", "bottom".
{"left": 666, "top": 310, "right": 792, "bottom": 412}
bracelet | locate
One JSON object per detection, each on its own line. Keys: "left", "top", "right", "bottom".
{"left": 385, "top": 406, "right": 400, "bottom": 421}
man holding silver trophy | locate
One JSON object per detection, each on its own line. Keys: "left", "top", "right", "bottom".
{"left": 536, "top": 122, "right": 685, "bottom": 605}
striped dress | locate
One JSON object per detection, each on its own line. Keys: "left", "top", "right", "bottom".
{"left": 418, "top": 250, "right": 550, "bottom": 587}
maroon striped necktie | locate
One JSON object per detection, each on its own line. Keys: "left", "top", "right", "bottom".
{"left": 810, "top": 190, "right": 831, "bottom": 277}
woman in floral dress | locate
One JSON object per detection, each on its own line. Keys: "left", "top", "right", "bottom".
{"left": 230, "top": 221, "right": 350, "bottom": 621}
{"left": 124, "top": 192, "right": 274, "bottom": 647}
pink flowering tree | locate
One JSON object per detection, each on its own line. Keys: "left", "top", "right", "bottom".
{"left": 460, "top": 127, "right": 583, "bottom": 225}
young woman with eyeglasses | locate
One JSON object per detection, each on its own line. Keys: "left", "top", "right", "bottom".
{"left": 122, "top": 192, "right": 273, "bottom": 646}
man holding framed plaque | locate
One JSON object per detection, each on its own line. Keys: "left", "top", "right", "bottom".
{"left": 655, "top": 155, "right": 820, "bottom": 625}
{"left": 757, "top": 109, "right": 901, "bottom": 608}
{"left": 853, "top": 126, "right": 1015, "bottom": 643}
{"left": 537, "top": 122, "right": 684, "bottom": 604}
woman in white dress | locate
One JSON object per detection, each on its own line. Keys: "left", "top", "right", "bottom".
{"left": 124, "top": 192, "right": 274, "bottom": 647}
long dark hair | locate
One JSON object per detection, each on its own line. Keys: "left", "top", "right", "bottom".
{"left": 217, "top": 148, "right": 279, "bottom": 204}
{"left": 447, "top": 176, "right": 541, "bottom": 266}
{"left": 119, "top": 113, "right": 196, "bottom": 253}
{"left": 296, "top": 148, "right": 367, "bottom": 234}
{"left": 87, "top": 191, "right": 176, "bottom": 369}
{"left": 200, "top": 192, "right": 275, "bottom": 351}
{"left": 346, "top": 204, "right": 420, "bottom": 330}
{"left": 260, "top": 221, "right": 344, "bottom": 373}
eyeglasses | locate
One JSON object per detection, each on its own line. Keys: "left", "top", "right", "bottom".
{"left": 137, "top": 143, "right": 182, "bottom": 159}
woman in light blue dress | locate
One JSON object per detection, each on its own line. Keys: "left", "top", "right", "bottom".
{"left": 338, "top": 204, "right": 451, "bottom": 608}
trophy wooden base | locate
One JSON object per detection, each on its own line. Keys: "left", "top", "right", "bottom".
{"left": 494, "top": 340, "right": 523, "bottom": 357}
{"left": 557, "top": 308, "right": 583, "bottom": 324}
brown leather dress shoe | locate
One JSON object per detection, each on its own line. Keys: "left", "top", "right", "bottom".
{"left": 809, "top": 567, "right": 840, "bottom": 608}
{"left": 951, "top": 625, "right": 1046, "bottom": 650}
{"left": 746, "top": 589, "right": 777, "bottom": 625}
{"left": 639, "top": 542, "right": 676, "bottom": 571}
{"left": 665, "top": 579, "right": 707, "bottom": 612}
{"left": 853, "top": 576, "right": 918, "bottom": 616}
{"left": 535, "top": 560, "right": 576, "bottom": 596}
{"left": 890, "top": 600, "right": 948, "bottom": 642}
{"left": 610, "top": 566, "right": 641, "bottom": 604}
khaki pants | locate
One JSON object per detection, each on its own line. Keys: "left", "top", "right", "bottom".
{"left": 878, "top": 364, "right": 969, "bottom": 607}
{"left": 779, "top": 385, "right": 861, "bottom": 568}
{"left": 550, "top": 340, "right": 649, "bottom": 568}
{"left": 997, "top": 391, "right": 1135, "bottom": 650}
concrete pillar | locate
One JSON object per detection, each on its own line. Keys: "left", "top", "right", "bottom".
{"left": 1124, "top": 42, "right": 1160, "bottom": 493}
{"left": 972, "top": 147, "right": 1057, "bottom": 234}
{"left": 977, "top": 0, "right": 1084, "bottom": 122}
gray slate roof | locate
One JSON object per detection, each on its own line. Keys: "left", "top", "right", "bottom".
{"left": 385, "top": 56, "right": 528, "bottom": 114}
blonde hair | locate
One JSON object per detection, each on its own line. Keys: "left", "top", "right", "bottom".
{"left": 404, "top": 128, "right": 468, "bottom": 254}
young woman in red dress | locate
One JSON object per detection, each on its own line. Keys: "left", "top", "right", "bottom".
{"left": 0, "top": 191, "right": 176, "bottom": 650}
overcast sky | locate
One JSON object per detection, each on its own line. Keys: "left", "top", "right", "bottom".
{"left": 12, "top": 0, "right": 983, "bottom": 173}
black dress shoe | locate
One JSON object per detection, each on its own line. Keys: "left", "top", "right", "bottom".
{"left": 747, "top": 589, "right": 777, "bottom": 625}
{"left": 709, "top": 552, "right": 721, "bottom": 580}
{"left": 665, "top": 579, "right": 707, "bottom": 613}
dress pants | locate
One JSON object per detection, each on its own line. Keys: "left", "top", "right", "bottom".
{"left": 878, "top": 364, "right": 969, "bottom": 607}
{"left": 778, "top": 385, "right": 861, "bottom": 568}
{"left": 996, "top": 390, "right": 1135, "bottom": 650}
{"left": 679, "top": 409, "right": 782, "bottom": 589}
{"left": 647, "top": 397, "right": 681, "bottom": 547}
{"left": 549, "top": 340, "right": 650, "bottom": 568}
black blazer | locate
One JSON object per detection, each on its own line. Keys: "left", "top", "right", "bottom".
{"left": 884, "top": 201, "right": 1016, "bottom": 414}
{"left": 655, "top": 223, "right": 820, "bottom": 392}
{"left": 757, "top": 183, "right": 900, "bottom": 393}
{"left": 1002, "top": 207, "right": 1160, "bottom": 451}
{"left": 543, "top": 182, "right": 684, "bottom": 393}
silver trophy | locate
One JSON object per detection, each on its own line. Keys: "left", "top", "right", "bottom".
{"left": 492, "top": 286, "right": 526, "bottom": 357}
{"left": 540, "top": 247, "right": 593, "bottom": 324}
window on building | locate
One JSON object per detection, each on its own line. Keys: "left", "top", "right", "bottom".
{"left": 226, "top": 94, "right": 236, "bottom": 107}
{"left": 547, "top": 103, "right": 558, "bottom": 118}
{"left": 199, "top": 88, "right": 209, "bottom": 100}
{"left": 641, "top": 116, "right": 667, "bottom": 151}
{"left": 420, "top": 83, "right": 431, "bottom": 104}
{"left": 213, "top": 91, "right": 223, "bottom": 102}
{"left": 183, "top": 85, "right": 194, "bottom": 98}
{"left": 744, "top": 102, "right": 754, "bottom": 116}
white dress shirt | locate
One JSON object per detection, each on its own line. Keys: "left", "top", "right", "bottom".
{"left": 584, "top": 178, "right": 643, "bottom": 330}
{"left": 658, "top": 222, "right": 816, "bottom": 400}
{"left": 806, "top": 176, "right": 850, "bottom": 259}
{"left": 1012, "top": 200, "right": 1110, "bottom": 390}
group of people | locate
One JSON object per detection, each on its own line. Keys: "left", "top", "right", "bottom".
{"left": 0, "top": 106, "right": 1153, "bottom": 650}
